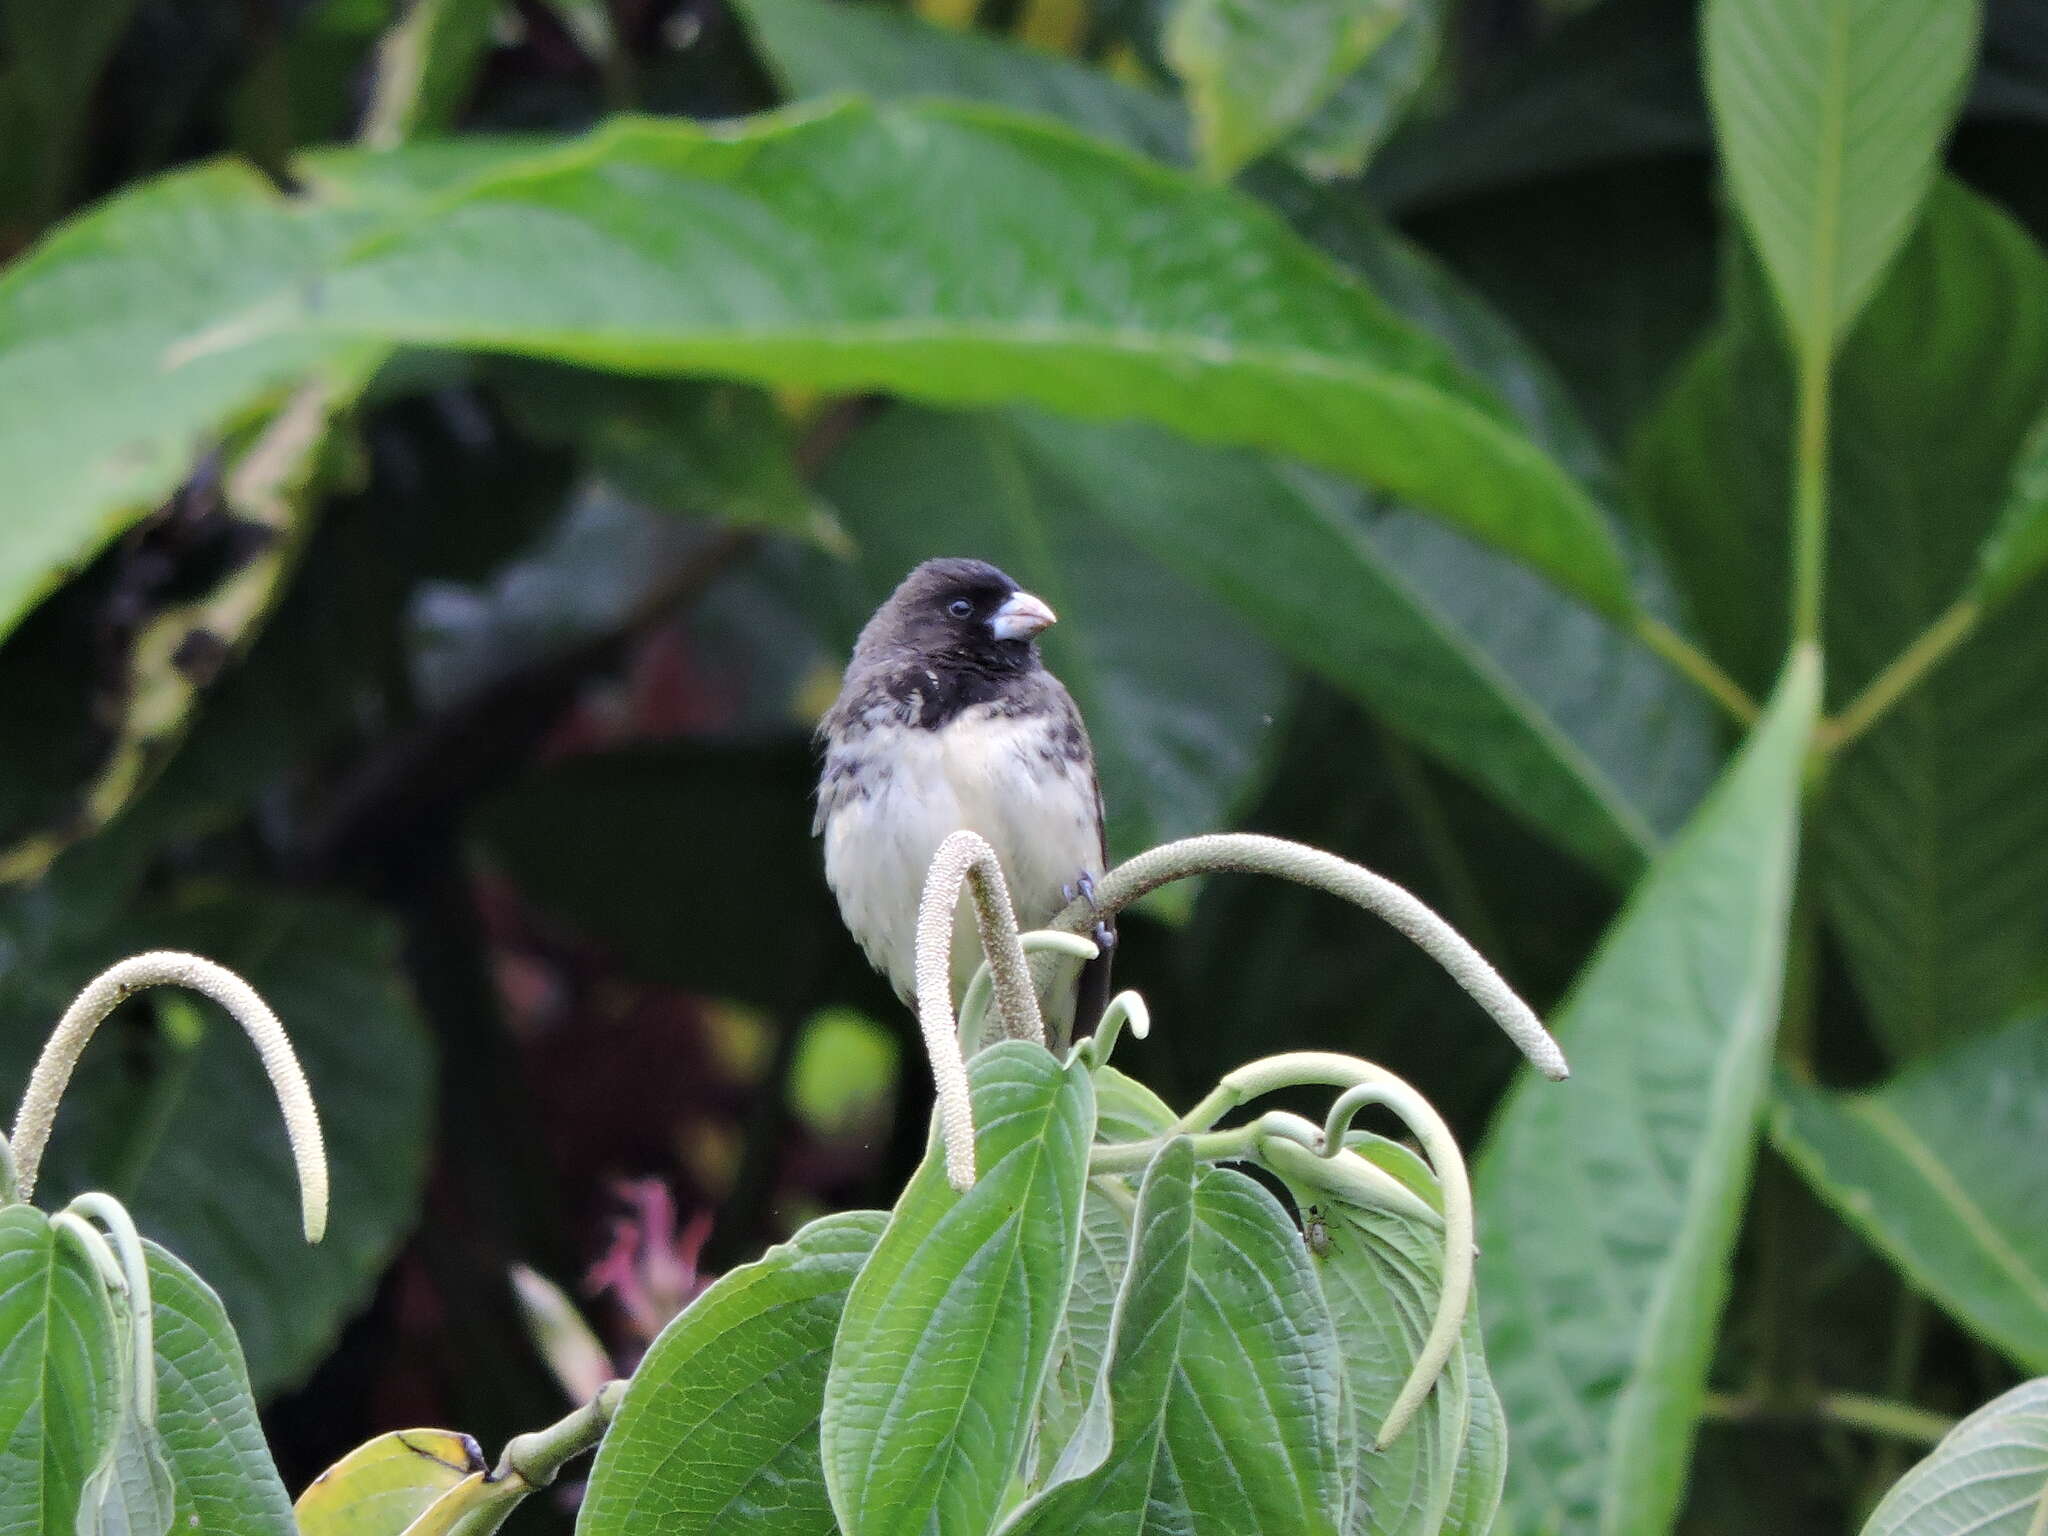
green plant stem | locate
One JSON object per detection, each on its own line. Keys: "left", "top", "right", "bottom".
{"left": 1635, "top": 615, "right": 1760, "bottom": 725}
{"left": 1791, "top": 345, "right": 1834, "bottom": 646}
{"left": 495, "top": 1379, "right": 627, "bottom": 1488}
{"left": 1824, "top": 596, "right": 1981, "bottom": 751}
{"left": 1703, "top": 1390, "right": 1953, "bottom": 1447}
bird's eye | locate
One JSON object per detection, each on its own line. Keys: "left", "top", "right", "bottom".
{"left": 947, "top": 598, "right": 974, "bottom": 618}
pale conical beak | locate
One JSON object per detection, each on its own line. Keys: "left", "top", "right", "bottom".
{"left": 990, "top": 590, "right": 1058, "bottom": 641}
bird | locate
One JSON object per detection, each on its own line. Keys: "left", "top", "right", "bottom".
{"left": 814, "top": 557, "right": 1113, "bottom": 1041}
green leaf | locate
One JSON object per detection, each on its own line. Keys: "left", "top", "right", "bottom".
{"left": 733, "top": 0, "right": 1188, "bottom": 166}
{"left": 817, "top": 406, "right": 1288, "bottom": 857}
{"left": 0, "top": 889, "right": 435, "bottom": 1395}
{"left": 1165, "top": 0, "right": 1419, "bottom": 178}
{"left": 198, "top": 102, "right": 1635, "bottom": 621}
{"left": 1703, "top": 0, "right": 1979, "bottom": 360}
{"left": 1010, "top": 1149, "right": 1351, "bottom": 1535}
{"left": 1281, "top": 1, "right": 1442, "bottom": 182}
{"left": 1859, "top": 1377, "right": 2048, "bottom": 1536}
{"left": 1279, "top": 1133, "right": 1503, "bottom": 1536}
{"left": 1772, "top": 1015, "right": 2048, "bottom": 1373}
{"left": 1029, "top": 1185, "right": 1132, "bottom": 1488}
{"left": 577, "top": 1210, "right": 886, "bottom": 1536}
{"left": 294, "top": 1428, "right": 484, "bottom": 1536}
{"left": 144, "top": 1240, "right": 296, "bottom": 1536}
{"left": 1634, "top": 183, "right": 2048, "bottom": 1056}
{"left": 1092, "top": 1066, "right": 1177, "bottom": 1144}
{"left": 1473, "top": 648, "right": 1820, "bottom": 1536}
{"left": 822, "top": 1041, "right": 1095, "bottom": 1536}
{"left": 1004, "top": 1137, "right": 1195, "bottom": 1533}
{"left": 1974, "top": 403, "right": 2048, "bottom": 611}
{"left": 0, "top": 133, "right": 542, "bottom": 645}
{"left": 0, "top": 1203, "right": 119, "bottom": 1535}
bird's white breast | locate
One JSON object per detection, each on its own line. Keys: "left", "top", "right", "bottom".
{"left": 821, "top": 702, "right": 1102, "bottom": 1005}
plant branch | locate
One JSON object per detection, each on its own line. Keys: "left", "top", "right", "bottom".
{"left": 11, "top": 952, "right": 329, "bottom": 1242}
{"left": 1634, "top": 614, "right": 1760, "bottom": 725}
{"left": 494, "top": 1379, "right": 628, "bottom": 1488}
{"left": 1822, "top": 596, "right": 1980, "bottom": 752}
{"left": 1050, "top": 836, "right": 1568, "bottom": 1080}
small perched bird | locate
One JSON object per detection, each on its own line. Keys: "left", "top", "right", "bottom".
{"left": 815, "top": 558, "right": 1112, "bottom": 1037}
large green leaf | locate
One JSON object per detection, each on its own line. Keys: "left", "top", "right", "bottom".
{"left": 1473, "top": 649, "right": 1819, "bottom": 1535}
{"left": 1772, "top": 1015, "right": 2048, "bottom": 1373}
{"left": 0, "top": 1203, "right": 118, "bottom": 1535}
{"left": 1012, "top": 1148, "right": 1352, "bottom": 1535}
{"left": 145, "top": 1239, "right": 296, "bottom": 1536}
{"left": 1005, "top": 1137, "right": 1195, "bottom": 1534}
{"left": 821, "top": 1041, "right": 1095, "bottom": 1536}
{"left": 194, "top": 102, "right": 1633, "bottom": 622}
{"left": 1280, "top": 1133, "right": 1503, "bottom": 1536}
{"left": 1164, "top": 0, "right": 1414, "bottom": 178}
{"left": 1703, "top": 0, "right": 1978, "bottom": 360}
{"left": 816, "top": 405, "right": 1287, "bottom": 859}
{"left": 0, "top": 889, "right": 434, "bottom": 1395}
{"left": 577, "top": 1210, "right": 886, "bottom": 1536}
{"left": 1028, "top": 1184, "right": 1133, "bottom": 1487}
{"left": 1859, "top": 1377, "right": 2048, "bottom": 1536}
{"left": 1634, "top": 183, "right": 2048, "bottom": 1056}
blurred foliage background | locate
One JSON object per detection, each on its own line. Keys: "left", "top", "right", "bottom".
{"left": 1, "top": 0, "right": 2044, "bottom": 1531}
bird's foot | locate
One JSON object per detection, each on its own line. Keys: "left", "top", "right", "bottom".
{"left": 1061, "top": 871, "right": 1115, "bottom": 951}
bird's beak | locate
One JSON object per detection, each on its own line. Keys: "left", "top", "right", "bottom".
{"left": 989, "top": 589, "right": 1058, "bottom": 641}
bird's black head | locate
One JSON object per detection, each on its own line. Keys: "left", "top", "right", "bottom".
{"left": 861, "top": 557, "right": 1058, "bottom": 675}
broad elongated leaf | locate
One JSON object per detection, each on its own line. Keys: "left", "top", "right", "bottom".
{"left": 0, "top": 137, "right": 540, "bottom": 644}
{"left": 1280, "top": 1133, "right": 1502, "bottom": 1536}
{"left": 1859, "top": 1377, "right": 2048, "bottom": 1536}
{"left": 816, "top": 405, "right": 1288, "bottom": 859}
{"left": 190, "top": 103, "right": 1633, "bottom": 623}
{"left": 1474, "top": 649, "right": 1819, "bottom": 1535}
{"left": 1703, "top": 0, "right": 1978, "bottom": 359}
{"left": 0, "top": 890, "right": 435, "bottom": 1395}
{"left": 144, "top": 1241, "right": 296, "bottom": 1536}
{"left": 1011, "top": 1150, "right": 1351, "bottom": 1535}
{"left": 1773, "top": 1015, "right": 2048, "bottom": 1373}
{"left": 822, "top": 1042, "right": 1094, "bottom": 1536}
{"left": 1030, "top": 1186, "right": 1133, "bottom": 1486}
{"left": 1164, "top": 0, "right": 1411, "bottom": 177}
{"left": 295, "top": 1429, "right": 484, "bottom": 1536}
{"left": 1635, "top": 183, "right": 2048, "bottom": 1056}
{"left": 0, "top": 1203, "right": 118, "bottom": 1535}
{"left": 577, "top": 1210, "right": 886, "bottom": 1535}
{"left": 1005, "top": 1137, "right": 1197, "bottom": 1533}
{"left": 737, "top": 0, "right": 1718, "bottom": 876}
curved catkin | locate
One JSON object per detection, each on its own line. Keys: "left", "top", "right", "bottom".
{"left": 10, "top": 951, "right": 330, "bottom": 1243}
{"left": 1052, "top": 833, "right": 1568, "bottom": 1081}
